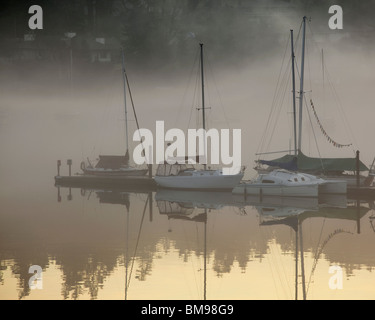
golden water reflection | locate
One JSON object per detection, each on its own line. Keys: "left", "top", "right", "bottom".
{"left": 0, "top": 187, "right": 374, "bottom": 300}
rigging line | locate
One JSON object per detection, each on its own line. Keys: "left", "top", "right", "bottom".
{"left": 88, "top": 66, "right": 119, "bottom": 160}
{"left": 306, "top": 20, "right": 327, "bottom": 58}
{"left": 258, "top": 57, "right": 291, "bottom": 156}
{"left": 306, "top": 228, "right": 354, "bottom": 296}
{"left": 124, "top": 69, "right": 150, "bottom": 165}
{"left": 321, "top": 49, "right": 325, "bottom": 111}
{"left": 264, "top": 58, "right": 293, "bottom": 155}
{"left": 306, "top": 21, "right": 328, "bottom": 116}
{"left": 305, "top": 32, "right": 314, "bottom": 99}
{"left": 270, "top": 238, "right": 292, "bottom": 300}
{"left": 195, "top": 219, "right": 207, "bottom": 300}
{"left": 323, "top": 64, "right": 357, "bottom": 154}
{"left": 305, "top": 218, "right": 326, "bottom": 296}
{"left": 259, "top": 22, "right": 302, "bottom": 158}
{"left": 304, "top": 93, "right": 324, "bottom": 167}
{"left": 270, "top": 235, "right": 293, "bottom": 299}
{"left": 308, "top": 20, "right": 357, "bottom": 153}
{"left": 126, "top": 194, "right": 149, "bottom": 291}
{"left": 288, "top": 19, "right": 303, "bottom": 82}
{"left": 257, "top": 20, "right": 302, "bottom": 159}
{"left": 310, "top": 99, "right": 352, "bottom": 148}
{"left": 174, "top": 47, "right": 200, "bottom": 129}
{"left": 260, "top": 223, "right": 293, "bottom": 299}
{"left": 256, "top": 32, "right": 291, "bottom": 156}
{"left": 125, "top": 73, "right": 140, "bottom": 132}
{"left": 180, "top": 218, "right": 199, "bottom": 300}
{"left": 258, "top": 57, "right": 292, "bottom": 157}
{"left": 205, "top": 51, "right": 231, "bottom": 130}
{"left": 190, "top": 52, "right": 202, "bottom": 132}
{"left": 258, "top": 227, "right": 281, "bottom": 299}
{"left": 193, "top": 221, "right": 203, "bottom": 299}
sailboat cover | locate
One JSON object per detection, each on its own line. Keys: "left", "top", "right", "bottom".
{"left": 258, "top": 151, "right": 368, "bottom": 173}
{"left": 95, "top": 154, "right": 129, "bottom": 169}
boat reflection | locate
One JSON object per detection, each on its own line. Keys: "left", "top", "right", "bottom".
{"left": 258, "top": 197, "right": 371, "bottom": 300}
{"left": 3, "top": 183, "right": 373, "bottom": 300}
{"left": 155, "top": 188, "right": 373, "bottom": 300}
{"left": 54, "top": 184, "right": 154, "bottom": 300}
{"left": 156, "top": 189, "right": 237, "bottom": 211}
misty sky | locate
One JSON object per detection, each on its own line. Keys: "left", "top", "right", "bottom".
{"left": 1, "top": 0, "right": 375, "bottom": 191}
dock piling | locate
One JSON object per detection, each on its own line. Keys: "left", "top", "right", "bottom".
{"left": 67, "top": 159, "right": 72, "bottom": 176}
{"left": 148, "top": 164, "right": 152, "bottom": 179}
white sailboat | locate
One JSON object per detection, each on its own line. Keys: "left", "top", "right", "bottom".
{"left": 154, "top": 43, "right": 244, "bottom": 190}
{"left": 81, "top": 49, "right": 148, "bottom": 177}
{"left": 232, "top": 169, "right": 323, "bottom": 197}
{"left": 254, "top": 17, "right": 351, "bottom": 194}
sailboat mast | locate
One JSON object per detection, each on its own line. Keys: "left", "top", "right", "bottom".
{"left": 200, "top": 43, "right": 206, "bottom": 132}
{"left": 121, "top": 48, "right": 129, "bottom": 156}
{"left": 290, "top": 29, "right": 297, "bottom": 156}
{"left": 298, "top": 16, "right": 307, "bottom": 153}
{"left": 200, "top": 43, "right": 207, "bottom": 169}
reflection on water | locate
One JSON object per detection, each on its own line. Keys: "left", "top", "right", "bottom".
{"left": 0, "top": 183, "right": 375, "bottom": 300}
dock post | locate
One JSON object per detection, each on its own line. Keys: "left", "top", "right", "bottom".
{"left": 68, "top": 188, "right": 72, "bottom": 201}
{"left": 67, "top": 159, "right": 72, "bottom": 176}
{"left": 57, "top": 160, "right": 61, "bottom": 176}
{"left": 356, "top": 150, "right": 360, "bottom": 188}
{"left": 148, "top": 164, "right": 152, "bottom": 179}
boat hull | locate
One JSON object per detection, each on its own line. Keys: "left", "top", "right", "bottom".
{"left": 318, "top": 179, "right": 347, "bottom": 194}
{"left": 321, "top": 174, "right": 373, "bottom": 187}
{"left": 154, "top": 173, "right": 244, "bottom": 190}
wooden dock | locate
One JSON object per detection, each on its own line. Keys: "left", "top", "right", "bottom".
{"left": 347, "top": 186, "right": 375, "bottom": 199}
{"left": 54, "top": 174, "right": 157, "bottom": 192}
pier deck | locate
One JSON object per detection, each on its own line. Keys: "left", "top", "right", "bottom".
{"left": 54, "top": 174, "right": 157, "bottom": 191}
{"left": 347, "top": 186, "right": 375, "bottom": 199}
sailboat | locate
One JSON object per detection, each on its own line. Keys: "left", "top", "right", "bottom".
{"left": 154, "top": 43, "right": 244, "bottom": 190}
{"left": 80, "top": 49, "right": 148, "bottom": 177}
{"left": 255, "top": 17, "right": 373, "bottom": 189}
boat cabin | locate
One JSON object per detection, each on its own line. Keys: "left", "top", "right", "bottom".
{"left": 256, "top": 170, "right": 319, "bottom": 186}
{"left": 156, "top": 163, "right": 195, "bottom": 176}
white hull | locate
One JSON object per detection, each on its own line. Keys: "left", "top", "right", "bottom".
{"left": 320, "top": 174, "right": 373, "bottom": 187}
{"left": 155, "top": 173, "right": 244, "bottom": 190}
{"left": 318, "top": 179, "right": 347, "bottom": 194}
{"left": 232, "top": 183, "right": 319, "bottom": 197}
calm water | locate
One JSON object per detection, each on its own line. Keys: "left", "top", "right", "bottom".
{"left": 1, "top": 58, "right": 375, "bottom": 301}
{"left": 1, "top": 180, "right": 374, "bottom": 300}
